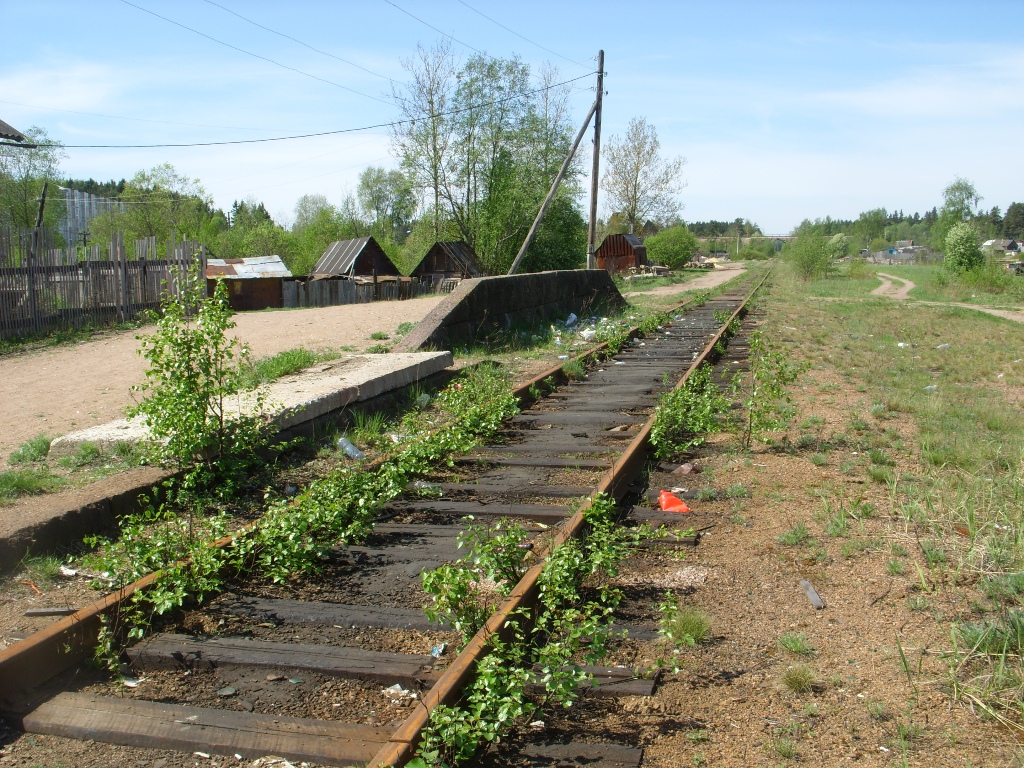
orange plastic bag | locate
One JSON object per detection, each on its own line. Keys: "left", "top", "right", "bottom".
{"left": 658, "top": 490, "right": 691, "bottom": 514}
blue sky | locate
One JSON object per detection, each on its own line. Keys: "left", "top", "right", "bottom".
{"left": 3, "top": 1, "right": 1022, "bottom": 233}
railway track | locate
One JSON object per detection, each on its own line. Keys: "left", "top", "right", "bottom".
{"left": 0, "top": 271, "right": 768, "bottom": 768}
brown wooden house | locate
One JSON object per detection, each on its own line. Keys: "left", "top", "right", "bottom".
{"left": 311, "top": 237, "right": 401, "bottom": 279}
{"left": 410, "top": 241, "right": 485, "bottom": 286}
{"left": 595, "top": 234, "right": 648, "bottom": 273}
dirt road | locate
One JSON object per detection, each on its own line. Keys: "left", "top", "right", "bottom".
{"left": 0, "top": 296, "right": 444, "bottom": 464}
{"left": 871, "top": 272, "right": 916, "bottom": 300}
{"left": 621, "top": 263, "right": 747, "bottom": 298}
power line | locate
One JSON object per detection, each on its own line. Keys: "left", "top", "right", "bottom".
{"left": 0, "top": 98, "right": 299, "bottom": 133}
{"left": 119, "top": 0, "right": 392, "bottom": 105}
{"left": 201, "top": 0, "right": 397, "bottom": 84}
{"left": 454, "top": 1, "right": 590, "bottom": 69}
{"left": 48, "top": 72, "right": 594, "bottom": 148}
{"left": 380, "top": 0, "right": 484, "bottom": 55}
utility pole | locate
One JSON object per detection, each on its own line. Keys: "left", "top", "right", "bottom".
{"left": 586, "top": 50, "right": 605, "bottom": 270}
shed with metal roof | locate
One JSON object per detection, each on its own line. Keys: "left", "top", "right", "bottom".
{"left": 205, "top": 255, "right": 292, "bottom": 311}
{"left": 594, "top": 234, "right": 648, "bottom": 273}
{"left": 311, "top": 237, "right": 401, "bottom": 279}
{"left": 410, "top": 241, "right": 485, "bottom": 287}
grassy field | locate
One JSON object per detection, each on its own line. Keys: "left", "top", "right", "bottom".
{"left": 772, "top": 261, "right": 1024, "bottom": 732}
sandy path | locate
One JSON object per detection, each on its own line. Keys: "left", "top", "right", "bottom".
{"left": 0, "top": 296, "right": 444, "bottom": 464}
{"left": 872, "top": 272, "right": 916, "bottom": 300}
{"left": 622, "top": 264, "right": 747, "bottom": 297}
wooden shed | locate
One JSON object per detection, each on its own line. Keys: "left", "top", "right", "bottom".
{"left": 595, "top": 234, "right": 648, "bottom": 273}
{"left": 205, "top": 255, "right": 292, "bottom": 311}
{"left": 311, "top": 237, "right": 401, "bottom": 279}
{"left": 410, "top": 241, "right": 485, "bottom": 287}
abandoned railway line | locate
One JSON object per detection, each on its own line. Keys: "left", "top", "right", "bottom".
{"left": 0, "top": 271, "right": 767, "bottom": 768}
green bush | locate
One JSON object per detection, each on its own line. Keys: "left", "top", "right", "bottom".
{"left": 944, "top": 222, "right": 982, "bottom": 274}
{"left": 650, "top": 365, "right": 730, "bottom": 458}
{"left": 785, "top": 235, "right": 832, "bottom": 280}
{"left": 645, "top": 225, "right": 698, "bottom": 269}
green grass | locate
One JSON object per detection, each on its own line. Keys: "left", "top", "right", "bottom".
{"left": 724, "top": 483, "right": 749, "bottom": 499}
{"left": 561, "top": 358, "right": 586, "bottom": 381}
{"left": 238, "top": 347, "right": 341, "bottom": 389}
{"left": 370, "top": 331, "right": 390, "bottom": 340}
{"left": 695, "top": 488, "right": 717, "bottom": 502}
{"left": 777, "top": 521, "right": 810, "bottom": 546}
{"left": 777, "top": 632, "right": 815, "bottom": 655}
{"left": 810, "top": 452, "right": 828, "bottom": 466}
{"left": 780, "top": 664, "right": 817, "bottom": 694}
{"left": 660, "top": 605, "right": 712, "bottom": 645}
{"left": 771, "top": 737, "right": 798, "bottom": 760}
{"left": 365, "top": 343, "right": 390, "bottom": 354}
{"left": 58, "top": 442, "right": 102, "bottom": 469}
{"left": 9, "top": 434, "right": 51, "bottom": 465}
{"left": 19, "top": 554, "right": 64, "bottom": 585}
{"left": 0, "top": 468, "right": 62, "bottom": 502}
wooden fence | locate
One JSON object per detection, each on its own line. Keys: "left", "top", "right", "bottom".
{"left": 283, "top": 277, "right": 436, "bottom": 308}
{"left": 0, "top": 228, "right": 204, "bottom": 341}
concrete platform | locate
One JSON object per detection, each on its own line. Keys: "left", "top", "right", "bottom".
{"left": 48, "top": 352, "right": 452, "bottom": 458}
{"left": 3, "top": 352, "right": 452, "bottom": 571}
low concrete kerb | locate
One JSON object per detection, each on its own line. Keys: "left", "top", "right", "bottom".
{"left": 4, "top": 351, "right": 453, "bottom": 573}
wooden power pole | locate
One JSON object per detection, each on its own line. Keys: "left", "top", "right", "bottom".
{"left": 586, "top": 50, "right": 604, "bottom": 270}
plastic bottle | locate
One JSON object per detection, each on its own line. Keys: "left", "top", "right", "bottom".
{"left": 337, "top": 436, "right": 365, "bottom": 459}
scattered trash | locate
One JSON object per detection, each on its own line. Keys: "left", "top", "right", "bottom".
{"left": 431, "top": 642, "right": 448, "bottom": 658}
{"left": 529, "top": 720, "right": 545, "bottom": 731}
{"left": 564, "top": 313, "right": 578, "bottom": 328}
{"left": 557, "top": 355, "right": 569, "bottom": 360}
{"left": 415, "top": 393, "right": 431, "bottom": 409}
{"left": 613, "top": 361, "right": 625, "bottom": 365}
{"left": 382, "top": 683, "right": 418, "bottom": 703}
{"left": 217, "top": 687, "right": 237, "bottom": 697}
{"left": 924, "top": 385, "right": 937, "bottom": 392}
{"left": 849, "top": 334, "right": 858, "bottom": 339}
{"left": 896, "top": 342, "right": 909, "bottom": 348}
{"left": 337, "top": 436, "right": 365, "bottom": 460}
{"left": 998, "top": 373, "right": 1005, "bottom": 379}
{"left": 288, "top": 678, "right": 304, "bottom": 684}
{"left": 121, "top": 677, "right": 146, "bottom": 688}
{"left": 799, "top": 579, "right": 826, "bottom": 609}
{"left": 390, "top": 433, "right": 401, "bottom": 444}
{"left": 409, "top": 481, "right": 440, "bottom": 491}
{"left": 658, "top": 490, "right": 691, "bottom": 514}
{"left": 20, "top": 581, "right": 41, "bottom": 595}
{"left": 284, "top": 485, "right": 298, "bottom": 496}
{"left": 672, "top": 463, "right": 698, "bottom": 476}
{"left": 579, "top": 328, "right": 597, "bottom": 341}
{"left": 936, "top": 343, "right": 950, "bottom": 350}
{"left": 609, "top": 424, "right": 630, "bottom": 432}
{"left": 194, "top": 753, "right": 211, "bottom": 759}
{"left": 266, "top": 674, "right": 284, "bottom": 681}
{"left": 59, "top": 565, "right": 78, "bottom": 578}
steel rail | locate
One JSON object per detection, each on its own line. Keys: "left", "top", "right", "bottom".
{"left": 0, "top": 269, "right": 757, "bottom": 706}
{"left": 368, "top": 268, "right": 772, "bottom": 767}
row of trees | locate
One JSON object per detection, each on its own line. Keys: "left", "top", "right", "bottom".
{"left": 3, "top": 48, "right": 692, "bottom": 276}
{"left": 793, "top": 178, "right": 1023, "bottom": 253}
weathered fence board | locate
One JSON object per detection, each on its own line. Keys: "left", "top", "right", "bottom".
{"left": 0, "top": 227, "right": 202, "bottom": 341}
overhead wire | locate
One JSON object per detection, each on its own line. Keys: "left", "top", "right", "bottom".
{"left": 49, "top": 72, "right": 594, "bottom": 149}
{"left": 380, "top": 0, "right": 485, "bottom": 55}
{"left": 0, "top": 98, "right": 298, "bottom": 133}
{"left": 118, "top": 0, "right": 392, "bottom": 105}
{"left": 453, "top": 0, "right": 590, "bottom": 69}
{"left": 201, "top": 0, "right": 398, "bottom": 84}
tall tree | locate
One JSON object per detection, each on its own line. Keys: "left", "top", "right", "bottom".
{"left": 1003, "top": 202, "right": 1024, "bottom": 240}
{"left": 391, "top": 40, "right": 457, "bottom": 239}
{"left": 357, "top": 166, "right": 415, "bottom": 241}
{"left": 292, "top": 194, "right": 332, "bottom": 234}
{"left": 601, "top": 117, "right": 686, "bottom": 235}
{"left": 0, "top": 126, "right": 66, "bottom": 230}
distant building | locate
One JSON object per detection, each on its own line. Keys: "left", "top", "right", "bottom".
{"left": 983, "top": 239, "right": 1020, "bottom": 254}
{"left": 0, "top": 118, "right": 27, "bottom": 143}
{"left": 206, "top": 255, "right": 292, "bottom": 311}
{"left": 895, "top": 239, "right": 914, "bottom": 248}
{"left": 311, "top": 237, "right": 401, "bottom": 279}
{"left": 409, "top": 241, "right": 485, "bottom": 287}
{"left": 595, "top": 234, "right": 647, "bottom": 273}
